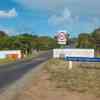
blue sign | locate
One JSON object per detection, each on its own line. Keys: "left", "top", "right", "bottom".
{"left": 65, "top": 57, "right": 100, "bottom": 62}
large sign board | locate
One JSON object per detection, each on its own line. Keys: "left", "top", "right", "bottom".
{"left": 57, "top": 31, "right": 67, "bottom": 45}
{"left": 53, "top": 49, "right": 94, "bottom": 58}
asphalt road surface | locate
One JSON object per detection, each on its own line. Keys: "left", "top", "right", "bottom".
{"left": 0, "top": 51, "right": 52, "bottom": 90}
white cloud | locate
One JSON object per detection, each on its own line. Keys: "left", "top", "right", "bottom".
{"left": 0, "top": 26, "right": 16, "bottom": 35}
{"left": 13, "top": 0, "right": 100, "bottom": 16}
{"left": 48, "top": 8, "right": 100, "bottom": 35}
{"left": 48, "top": 8, "right": 77, "bottom": 27}
{"left": 13, "top": 0, "right": 67, "bottom": 12}
{"left": 12, "top": 0, "right": 100, "bottom": 36}
{"left": 63, "top": 8, "right": 71, "bottom": 19}
{"left": 0, "top": 8, "right": 17, "bottom": 18}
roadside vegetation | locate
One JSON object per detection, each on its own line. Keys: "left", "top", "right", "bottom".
{"left": 44, "top": 59, "right": 100, "bottom": 96}
{"left": 0, "top": 58, "right": 15, "bottom": 64}
{"left": 0, "top": 28, "right": 100, "bottom": 54}
{"left": 76, "top": 28, "right": 100, "bottom": 52}
{"left": 0, "top": 31, "right": 59, "bottom": 63}
{"left": 0, "top": 31, "right": 59, "bottom": 57}
{"left": 0, "top": 27, "right": 99, "bottom": 63}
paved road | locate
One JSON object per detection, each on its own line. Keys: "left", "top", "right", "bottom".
{"left": 0, "top": 51, "right": 52, "bottom": 90}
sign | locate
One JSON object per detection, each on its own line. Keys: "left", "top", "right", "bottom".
{"left": 57, "top": 31, "right": 67, "bottom": 45}
{"left": 53, "top": 49, "right": 94, "bottom": 58}
{"left": 0, "top": 50, "right": 21, "bottom": 59}
{"left": 65, "top": 57, "right": 100, "bottom": 62}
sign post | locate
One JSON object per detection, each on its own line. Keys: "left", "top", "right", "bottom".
{"left": 68, "top": 61, "right": 73, "bottom": 70}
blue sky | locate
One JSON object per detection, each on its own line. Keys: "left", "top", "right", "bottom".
{"left": 0, "top": 0, "right": 100, "bottom": 37}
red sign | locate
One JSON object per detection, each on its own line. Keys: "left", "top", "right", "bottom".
{"left": 57, "top": 32, "right": 67, "bottom": 44}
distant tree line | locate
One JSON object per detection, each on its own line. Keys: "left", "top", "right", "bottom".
{"left": 0, "top": 27, "right": 99, "bottom": 56}
{"left": 0, "top": 31, "right": 58, "bottom": 55}
{"left": 76, "top": 28, "right": 100, "bottom": 50}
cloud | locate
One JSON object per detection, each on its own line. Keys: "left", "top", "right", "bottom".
{"left": 48, "top": 8, "right": 100, "bottom": 35}
{"left": 48, "top": 8, "right": 78, "bottom": 28}
{"left": 13, "top": 0, "right": 67, "bottom": 12}
{"left": 0, "top": 8, "right": 17, "bottom": 18}
{"left": 12, "top": 0, "right": 100, "bottom": 36}
{"left": 13, "top": 0, "right": 100, "bottom": 16}
{"left": 0, "top": 26, "right": 16, "bottom": 35}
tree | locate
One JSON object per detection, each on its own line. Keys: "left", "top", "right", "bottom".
{"left": 92, "top": 28, "right": 100, "bottom": 50}
{"left": 0, "top": 32, "right": 59, "bottom": 55}
{"left": 77, "top": 33, "right": 95, "bottom": 48}
{"left": 69, "top": 38, "right": 77, "bottom": 48}
{"left": 13, "top": 34, "right": 34, "bottom": 55}
{"left": 0, "top": 31, "right": 8, "bottom": 37}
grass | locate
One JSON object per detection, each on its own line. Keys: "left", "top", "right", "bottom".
{"left": 0, "top": 51, "right": 47, "bottom": 65}
{"left": 26, "top": 51, "right": 48, "bottom": 59}
{"left": 0, "top": 58, "right": 15, "bottom": 64}
{"left": 44, "top": 59, "right": 100, "bottom": 96}
{"left": 96, "top": 53, "right": 100, "bottom": 57}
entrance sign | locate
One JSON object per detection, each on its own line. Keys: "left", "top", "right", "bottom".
{"left": 53, "top": 48, "right": 95, "bottom": 70}
{"left": 53, "top": 49, "right": 94, "bottom": 58}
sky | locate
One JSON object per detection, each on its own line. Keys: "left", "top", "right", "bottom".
{"left": 0, "top": 0, "right": 100, "bottom": 37}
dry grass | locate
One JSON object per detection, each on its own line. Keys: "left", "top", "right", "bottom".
{"left": 15, "top": 59, "right": 100, "bottom": 100}
{"left": 0, "top": 58, "right": 15, "bottom": 64}
{"left": 44, "top": 59, "right": 100, "bottom": 96}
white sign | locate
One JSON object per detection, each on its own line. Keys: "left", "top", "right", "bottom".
{"left": 53, "top": 49, "right": 94, "bottom": 58}
{"left": 57, "top": 31, "right": 67, "bottom": 45}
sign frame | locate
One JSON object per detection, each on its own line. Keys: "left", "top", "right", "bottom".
{"left": 65, "top": 57, "right": 100, "bottom": 62}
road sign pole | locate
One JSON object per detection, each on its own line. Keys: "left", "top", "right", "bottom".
{"left": 60, "top": 44, "right": 65, "bottom": 49}
{"left": 68, "top": 61, "right": 73, "bottom": 70}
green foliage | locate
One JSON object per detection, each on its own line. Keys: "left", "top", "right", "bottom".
{"left": 76, "top": 28, "right": 100, "bottom": 50}
{"left": 92, "top": 28, "right": 100, "bottom": 50}
{"left": 0, "top": 31, "right": 8, "bottom": 37}
{"left": 77, "top": 33, "right": 95, "bottom": 48}
{"left": 0, "top": 31, "right": 58, "bottom": 55}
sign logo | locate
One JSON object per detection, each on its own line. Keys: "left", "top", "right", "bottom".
{"left": 57, "top": 31, "right": 67, "bottom": 45}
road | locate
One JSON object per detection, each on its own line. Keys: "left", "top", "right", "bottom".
{"left": 0, "top": 51, "right": 52, "bottom": 90}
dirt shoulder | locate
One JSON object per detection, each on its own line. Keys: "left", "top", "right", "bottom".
{"left": 16, "top": 59, "right": 100, "bottom": 100}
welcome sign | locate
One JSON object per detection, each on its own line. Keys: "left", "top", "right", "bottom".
{"left": 53, "top": 49, "right": 95, "bottom": 58}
